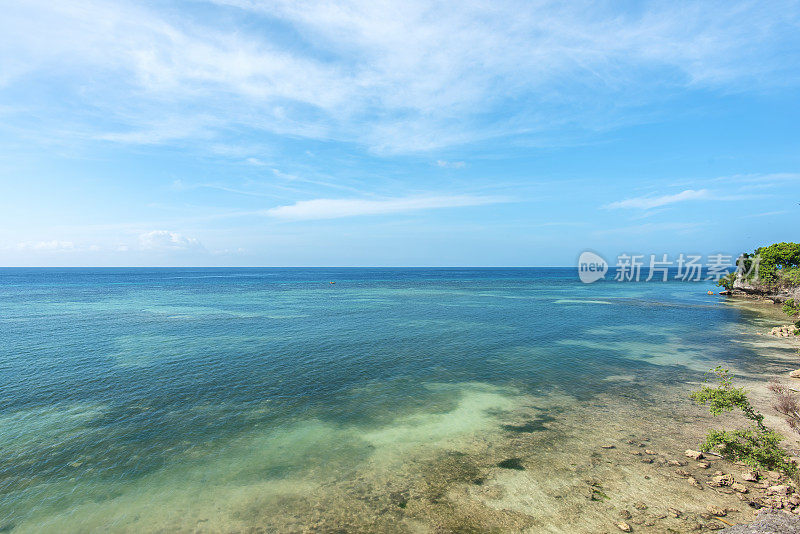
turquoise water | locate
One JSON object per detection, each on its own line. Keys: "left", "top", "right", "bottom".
{"left": 0, "top": 268, "right": 771, "bottom": 532}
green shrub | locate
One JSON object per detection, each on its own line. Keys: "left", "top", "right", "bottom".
{"left": 690, "top": 367, "right": 796, "bottom": 476}
{"left": 716, "top": 272, "right": 737, "bottom": 291}
{"left": 784, "top": 299, "right": 800, "bottom": 318}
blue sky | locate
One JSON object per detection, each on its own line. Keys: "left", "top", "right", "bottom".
{"left": 0, "top": 0, "right": 798, "bottom": 266}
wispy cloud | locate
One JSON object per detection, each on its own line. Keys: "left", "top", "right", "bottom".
{"left": 2, "top": 1, "right": 798, "bottom": 153}
{"left": 436, "top": 160, "right": 466, "bottom": 169}
{"left": 743, "top": 210, "right": 791, "bottom": 218}
{"left": 264, "top": 195, "right": 504, "bottom": 221}
{"left": 592, "top": 222, "right": 704, "bottom": 236}
{"left": 604, "top": 189, "right": 712, "bottom": 210}
{"left": 15, "top": 240, "right": 76, "bottom": 251}
{"left": 138, "top": 230, "right": 204, "bottom": 251}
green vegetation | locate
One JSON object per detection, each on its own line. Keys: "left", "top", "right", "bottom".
{"left": 751, "top": 242, "right": 800, "bottom": 285}
{"left": 716, "top": 271, "right": 737, "bottom": 291}
{"left": 783, "top": 298, "right": 800, "bottom": 318}
{"left": 690, "top": 367, "right": 796, "bottom": 477}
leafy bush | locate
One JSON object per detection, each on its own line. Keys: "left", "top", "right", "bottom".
{"left": 784, "top": 299, "right": 800, "bottom": 318}
{"left": 690, "top": 367, "right": 796, "bottom": 476}
{"left": 716, "top": 272, "right": 737, "bottom": 291}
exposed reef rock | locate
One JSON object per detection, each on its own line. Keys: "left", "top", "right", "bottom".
{"left": 730, "top": 277, "right": 800, "bottom": 304}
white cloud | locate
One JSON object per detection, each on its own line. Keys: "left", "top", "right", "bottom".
{"left": 436, "top": 160, "right": 466, "bottom": 169}
{"left": 604, "top": 189, "right": 712, "bottom": 210}
{"left": 138, "top": 230, "right": 204, "bottom": 250}
{"left": 592, "top": 222, "right": 703, "bottom": 236}
{"left": 265, "top": 195, "right": 503, "bottom": 220}
{"left": 1, "top": 0, "right": 798, "bottom": 152}
{"left": 15, "top": 240, "right": 76, "bottom": 251}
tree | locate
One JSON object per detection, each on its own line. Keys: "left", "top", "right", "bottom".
{"left": 716, "top": 271, "right": 737, "bottom": 291}
{"left": 754, "top": 242, "right": 800, "bottom": 285}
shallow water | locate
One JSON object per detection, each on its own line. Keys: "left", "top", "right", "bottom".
{"left": 0, "top": 268, "right": 796, "bottom": 532}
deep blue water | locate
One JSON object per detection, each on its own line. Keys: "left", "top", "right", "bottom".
{"left": 0, "top": 268, "right": 758, "bottom": 531}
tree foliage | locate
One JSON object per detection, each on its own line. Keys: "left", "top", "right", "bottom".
{"left": 753, "top": 242, "right": 800, "bottom": 285}
{"left": 716, "top": 271, "right": 737, "bottom": 291}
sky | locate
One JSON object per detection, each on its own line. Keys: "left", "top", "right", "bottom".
{"left": 0, "top": 0, "right": 799, "bottom": 267}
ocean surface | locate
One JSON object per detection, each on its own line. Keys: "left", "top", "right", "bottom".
{"left": 0, "top": 268, "right": 786, "bottom": 532}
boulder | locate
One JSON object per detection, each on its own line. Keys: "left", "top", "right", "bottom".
{"left": 732, "top": 483, "right": 749, "bottom": 493}
{"left": 742, "top": 471, "right": 759, "bottom": 482}
{"left": 707, "top": 505, "right": 727, "bottom": 517}
{"left": 685, "top": 450, "right": 705, "bottom": 460}
{"left": 710, "top": 474, "right": 734, "bottom": 487}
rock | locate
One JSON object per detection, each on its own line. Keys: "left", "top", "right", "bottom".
{"left": 641, "top": 458, "right": 653, "bottom": 464}
{"left": 732, "top": 483, "right": 749, "bottom": 493}
{"left": 668, "top": 507, "right": 681, "bottom": 518}
{"left": 789, "top": 494, "right": 800, "bottom": 506}
{"left": 602, "top": 444, "right": 616, "bottom": 449}
{"left": 616, "top": 521, "right": 632, "bottom": 532}
{"left": 790, "top": 369, "right": 800, "bottom": 379}
{"left": 668, "top": 459, "right": 687, "bottom": 467}
{"left": 767, "top": 485, "right": 791, "bottom": 496}
{"left": 710, "top": 474, "right": 734, "bottom": 487}
{"left": 620, "top": 510, "right": 632, "bottom": 519}
{"left": 767, "top": 470, "right": 782, "bottom": 481}
{"left": 644, "top": 449, "right": 657, "bottom": 455}
{"left": 688, "top": 476, "right": 702, "bottom": 488}
{"left": 676, "top": 468, "right": 691, "bottom": 478}
{"left": 634, "top": 501, "right": 648, "bottom": 510}
{"left": 685, "top": 450, "right": 705, "bottom": 460}
{"left": 707, "top": 505, "right": 727, "bottom": 517}
{"left": 742, "top": 471, "right": 759, "bottom": 482}
{"left": 698, "top": 461, "right": 711, "bottom": 469}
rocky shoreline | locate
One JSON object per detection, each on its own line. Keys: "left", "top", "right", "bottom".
{"left": 729, "top": 277, "right": 800, "bottom": 306}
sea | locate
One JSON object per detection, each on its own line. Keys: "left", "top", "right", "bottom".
{"left": 0, "top": 268, "right": 794, "bottom": 532}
